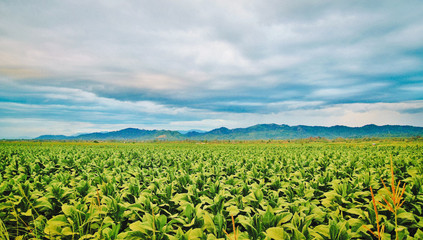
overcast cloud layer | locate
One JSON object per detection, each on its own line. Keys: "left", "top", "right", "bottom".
{"left": 1, "top": 1, "right": 423, "bottom": 138}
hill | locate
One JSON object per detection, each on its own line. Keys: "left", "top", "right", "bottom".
{"left": 34, "top": 124, "right": 423, "bottom": 140}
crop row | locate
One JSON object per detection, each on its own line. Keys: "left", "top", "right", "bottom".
{"left": 0, "top": 141, "right": 422, "bottom": 239}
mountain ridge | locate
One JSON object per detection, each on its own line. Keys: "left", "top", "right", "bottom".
{"left": 34, "top": 124, "right": 423, "bottom": 140}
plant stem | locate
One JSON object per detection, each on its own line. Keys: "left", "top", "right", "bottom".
{"left": 395, "top": 207, "right": 398, "bottom": 240}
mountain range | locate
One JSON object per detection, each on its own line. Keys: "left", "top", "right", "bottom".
{"left": 34, "top": 124, "right": 423, "bottom": 140}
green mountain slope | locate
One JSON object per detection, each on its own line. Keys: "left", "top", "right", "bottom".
{"left": 34, "top": 124, "right": 423, "bottom": 140}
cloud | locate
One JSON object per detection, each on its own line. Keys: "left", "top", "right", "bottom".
{"left": 1, "top": 1, "right": 423, "bottom": 138}
{"left": 1, "top": 99, "right": 423, "bottom": 138}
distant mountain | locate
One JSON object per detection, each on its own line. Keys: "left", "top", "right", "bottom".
{"left": 34, "top": 135, "right": 69, "bottom": 140}
{"left": 177, "top": 129, "right": 207, "bottom": 134}
{"left": 34, "top": 124, "right": 423, "bottom": 140}
{"left": 36, "top": 128, "right": 185, "bottom": 141}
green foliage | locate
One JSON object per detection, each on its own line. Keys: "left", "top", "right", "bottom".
{"left": 0, "top": 140, "right": 422, "bottom": 239}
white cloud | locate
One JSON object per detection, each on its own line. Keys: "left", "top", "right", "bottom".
{"left": 0, "top": 118, "right": 175, "bottom": 139}
{"left": 1, "top": 100, "right": 423, "bottom": 138}
{"left": 1, "top": 1, "right": 423, "bottom": 137}
{"left": 167, "top": 101, "right": 423, "bottom": 131}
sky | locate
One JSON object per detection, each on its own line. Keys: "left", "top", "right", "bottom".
{"left": 1, "top": 1, "right": 423, "bottom": 139}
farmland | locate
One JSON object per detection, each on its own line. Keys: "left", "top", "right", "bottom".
{"left": 0, "top": 139, "right": 422, "bottom": 239}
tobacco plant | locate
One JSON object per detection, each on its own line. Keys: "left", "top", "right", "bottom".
{"left": 0, "top": 140, "right": 422, "bottom": 239}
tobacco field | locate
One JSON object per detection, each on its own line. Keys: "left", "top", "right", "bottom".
{"left": 0, "top": 140, "right": 422, "bottom": 239}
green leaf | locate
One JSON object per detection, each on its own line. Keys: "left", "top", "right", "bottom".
{"left": 166, "top": 234, "right": 179, "bottom": 240}
{"left": 80, "top": 234, "right": 96, "bottom": 240}
{"left": 263, "top": 207, "right": 275, "bottom": 227}
{"left": 254, "top": 188, "right": 264, "bottom": 202}
{"left": 184, "top": 218, "right": 196, "bottom": 227}
{"left": 226, "top": 205, "right": 240, "bottom": 216}
{"left": 156, "top": 215, "right": 167, "bottom": 230}
{"left": 345, "top": 208, "right": 363, "bottom": 216}
{"left": 203, "top": 212, "right": 216, "bottom": 234}
{"left": 184, "top": 204, "right": 195, "bottom": 218}
{"left": 44, "top": 215, "right": 69, "bottom": 236}
{"left": 116, "top": 232, "right": 129, "bottom": 239}
{"left": 128, "top": 203, "right": 144, "bottom": 212}
{"left": 187, "top": 228, "right": 203, "bottom": 240}
{"left": 397, "top": 212, "right": 415, "bottom": 223}
{"left": 35, "top": 197, "right": 53, "bottom": 211}
{"left": 62, "top": 204, "right": 73, "bottom": 216}
{"left": 0, "top": 202, "right": 13, "bottom": 211}
{"left": 103, "top": 216, "right": 114, "bottom": 225}
{"left": 347, "top": 218, "right": 362, "bottom": 230}
{"left": 48, "top": 214, "right": 69, "bottom": 226}
{"left": 277, "top": 212, "right": 292, "bottom": 225}
{"left": 129, "top": 221, "right": 149, "bottom": 234}
{"left": 172, "top": 193, "right": 189, "bottom": 204}
{"left": 415, "top": 229, "right": 423, "bottom": 238}
{"left": 206, "top": 234, "right": 217, "bottom": 240}
{"left": 397, "top": 226, "right": 409, "bottom": 240}
{"left": 266, "top": 227, "right": 286, "bottom": 240}
{"left": 21, "top": 208, "right": 32, "bottom": 216}
{"left": 62, "top": 227, "right": 75, "bottom": 236}
{"left": 313, "top": 225, "right": 329, "bottom": 238}
{"left": 330, "top": 221, "right": 338, "bottom": 239}
{"left": 293, "top": 228, "right": 306, "bottom": 240}
{"left": 407, "top": 169, "right": 418, "bottom": 177}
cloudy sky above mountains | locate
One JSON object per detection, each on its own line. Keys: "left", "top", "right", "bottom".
{"left": 1, "top": 1, "right": 423, "bottom": 138}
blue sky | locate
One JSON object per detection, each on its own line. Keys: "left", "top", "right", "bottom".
{"left": 1, "top": 1, "right": 423, "bottom": 138}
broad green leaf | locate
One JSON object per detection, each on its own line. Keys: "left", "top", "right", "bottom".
{"left": 407, "top": 168, "right": 418, "bottom": 177}
{"left": 206, "top": 234, "right": 217, "bottom": 240}
{"left": 128, "top": 203, "right": 144, "bottom": 212}
{"left": 277, "top": 212, "right": 292, "bottom": 225}
{"left": 102, "top": 227, "right": 113, "bottom": 237}
{"left": 187, "top": 228, "right": 203, "bottom": 240}
{"left": 44, "top": 215, "right": 69, "bottom": 237}
{"left": 397, "top": 212, "right": 415, "bottom": 223}
{"left": 203, "top": 212, "right": 216, "bottom": 233}
{"left": 21, "top": 208, "right": 32, "bottom": 216}
{"left": 415, "top": 229, "right": 423, "bottom": 238}
{"left": 266, "top": 227, "right": 285, "bottom": 240}
{"left": 116, "top": 232, "right": 129, "bottom": 239}
{"left": 254, "top": 188, "right": 264, "bottom": 202}
{"left": 129, "top": 221, "right": 149, "bottom": 234}
{"left": 347, "top": 218, "right": 362, "bottom": 229}
{"left": 166, "top": 234, "right": 179, "bottom": 240}
{"left": 47, "top": 214, "right": 69, "bottom": 226}
{"left": 293, "top": 228, "right": 306, "bottom": 240}
{"left": 397, "top": 226, "right": 409, "bottom": 240}
{"left": 345, "top": 208, "right": 363, "bottom": 216}
{"left": 313, "top": 225, "right": 330, "bottom": 238}
{"left": 103, "top": 216, "right": 114, "bottom": 225}
{"left": 80, "top": 234, "right": 96, "bottom": 239}
{"left": 62, "top": 227, "right": 75, "bottom": 236}
{"left": 184, "top": 218, "right": 196, "bottom": 227}
{"left": 226, "top": 205, "right": 240, "bottom": 216}
{"left": 44, "top": 225, "right": 61, "bottom": 236}
{"left": 172, "top": 193, "right": 189, "bottom": 204}
{"left": 35, "top": 197, "right": 53, "bottom": 211}
{"left": 156, "top": 215, "right": 167, "bottom": 230}
{"left": 62, "top": 204, "right": 73, "bottom": 216}
{"left": 0, "top": 202, "right": 13, "bottom": 211}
